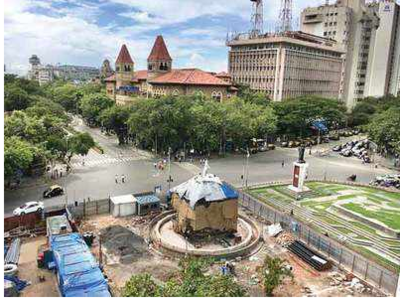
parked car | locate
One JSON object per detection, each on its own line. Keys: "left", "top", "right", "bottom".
{"left": 363, "top": 156, "right": 371, "bottom": 163}
{"left": 267, "top": 144, "right": 276, "bottom": 150}
{"left": 43, "top": 185, "right": 64, "bottom": 198}
{"left": 332, "top": 145, "right": 342, "bottom": 152}
{"left": 280, "top": 141, "right": 288, "bottom": 148}
{"left": 13, "top": 201, "right": 44, "bottom": 216}
{"left": 341, "top": 149, "right": 352, "bottom": 157}
{"left": 329, "top": 134, "right": 340, "bottom": 141}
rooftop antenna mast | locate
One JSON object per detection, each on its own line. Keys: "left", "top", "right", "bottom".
{"left": 250, "top": 0, "right": 263, "bottom": 37}
{"left": 278, "top": 0, "right": 293, "bottom": 33}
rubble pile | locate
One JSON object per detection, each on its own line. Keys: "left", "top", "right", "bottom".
{"left": 131, "top": 211, "right": 160, "bottom": 226}
{"left": 328, "top": 271, "right": 373, "bottom": 295}
{"left": 275, "top": 232, "right": 295, "bottom": 247}
{"left": 100, "top": 225, "right": 148, "bottom": 264}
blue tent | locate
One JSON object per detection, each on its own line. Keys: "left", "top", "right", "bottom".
{"left": 50, "top": 233, "right": 111, "bottom": 297}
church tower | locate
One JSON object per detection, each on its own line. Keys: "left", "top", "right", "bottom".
{"left": 115, "top": 44, "right": 134, "bottom": 89}
{"left": 147, "top": 35, "right": 172, "bottom": 80}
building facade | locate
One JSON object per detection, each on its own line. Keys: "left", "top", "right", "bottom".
{"left": 227, "top": 31, "right": 344, "bottom": 101}
{"left": 105, "top": 35, "right": 237, "bottom": 105}
{"left": 301, "top": 0, "right": 400, "bottom": 108}
{"left": 27, "top": 55, "right": 54, "bottom": 85}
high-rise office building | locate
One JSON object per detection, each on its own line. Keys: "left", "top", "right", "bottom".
{"left": 227, "top": 31, "right": 344, "bottom": 101}
{"left": 301, "top": 0, "right": 400, "bottom": 108}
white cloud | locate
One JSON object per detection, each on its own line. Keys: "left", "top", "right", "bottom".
{"left": 4, "top": 0, "right": 328, "bottom": 76}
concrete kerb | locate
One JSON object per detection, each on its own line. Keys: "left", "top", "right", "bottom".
{"left": 149, "top": 211, "right": 262, "bottom": 259}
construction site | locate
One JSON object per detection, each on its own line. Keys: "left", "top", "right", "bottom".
{"left": 4, "top": 161, "right": 399, "bottom": 297}
{"left": 3, "top": 0, "right": 400, "bottom": 297}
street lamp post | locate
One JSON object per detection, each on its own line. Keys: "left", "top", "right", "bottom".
{"left": 168, "top": 147, "right": 173, "bottom": 190}
{"left": 245, "top": 149, "right": 250, "bottom": 188}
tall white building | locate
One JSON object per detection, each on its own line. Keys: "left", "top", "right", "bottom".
{"left": 365, "top": 0, "right": 400, "bottom": 98}
{"left": 301, "top": 0, "right": 400, "bottom": 109}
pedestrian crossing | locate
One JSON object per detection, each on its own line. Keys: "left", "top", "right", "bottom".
{"left": 70, "top": 149, "right": 149, "bottom": 168}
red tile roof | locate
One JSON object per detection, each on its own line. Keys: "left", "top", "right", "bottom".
{"left": 116, "top": 44, "right": 134, "bottom": 64}
{"left": 104, "top": 70, "right": 147, "bottom": 83}
{"left": 149, "top": 69, "right": 231, "bottom": 86}
{"left": 148, "top": 35, "right": 172, "bottom": 61}
{"left": 135, "top": 70, "right": 148, "bottom": 80}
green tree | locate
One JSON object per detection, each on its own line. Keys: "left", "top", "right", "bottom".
{"left": 4, "top": 85, "right": 35, "bottom": 111}
{"left": 4, "top": 137, "right": 35, "bottom": 180}
{"left": 349, "top": 101, "right": 376, "bottom": 127}
{"left": 122, "top": 273, "right": 161, "bottom": 297}
{"left": 66, "top": 132, "right": 96, "bottom": 160}
{"left": 99, "top": 105, "right": 131, "bottom": 144}
{"left": 272, "top": 96, "right": 346, "bottom": 137}
{"left": 121, "top": 257, "right": 247, "bottom": 297}
{"left": 367, "top": 107, "right": 400, "bottom": 155}
{"left": 80, "top": 93, "right": 114, "bottom": 125}
{"left": 260, "top": 256, "right": 293, "bottom": 297}
{"left": 52, "top": 83, "right": 82, "bottom": 112}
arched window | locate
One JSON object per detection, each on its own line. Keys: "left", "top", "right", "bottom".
{"left": 212, "top": 91, "right": 222, "bottom": 101}
{"left": 172, "top": 89, "right": 179, "bottom": 96}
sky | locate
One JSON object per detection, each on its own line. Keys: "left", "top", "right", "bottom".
{"left": 4, "top": 0, "right": 328, "bottom": 76}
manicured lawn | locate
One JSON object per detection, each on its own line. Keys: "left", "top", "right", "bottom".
{"left": 342, "top": 203, "right": 400, "bottom": 230}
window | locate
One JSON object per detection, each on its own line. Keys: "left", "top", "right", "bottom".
{"left": 211, "top": 91, "right": 222, "bottom": 101}
{"left": 172, "top": 89, "right": 179, "bottom": 96}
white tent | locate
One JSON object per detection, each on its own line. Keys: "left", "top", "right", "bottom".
{"left": 110, "top": 194, "right": 136, "bottom": 217}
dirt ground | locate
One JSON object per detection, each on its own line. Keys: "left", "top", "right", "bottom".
{"left": 78, "top": 213, "right": 386, "bottom": 297}
{"left": 17, "top": 236, "right": 59, "bottom": 297}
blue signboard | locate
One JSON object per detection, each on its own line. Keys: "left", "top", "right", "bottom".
{"left": 118, "top": 85, "right": 139, "bottom": 92}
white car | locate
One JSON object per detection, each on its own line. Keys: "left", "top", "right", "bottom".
{"left": 13, "top": 201, "right": 44, "bottom": 216}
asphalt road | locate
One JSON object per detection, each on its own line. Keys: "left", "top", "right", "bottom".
{"left": 4, "top": 118, "right": 397, "bottom": 216}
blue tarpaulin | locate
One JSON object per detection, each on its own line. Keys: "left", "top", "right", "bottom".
{"left": 221, "top": 182, "right": 239, "bottom": 199}
{"left": 4, "top": 276, "right": 30, "bottom": 292}
{"left": 50, "top": 233, "right": 111, "bottom": 297}
{"left": 311, "top": 120, "right": 328, "bottom": 133}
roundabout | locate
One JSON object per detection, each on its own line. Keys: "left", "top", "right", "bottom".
{"left": 150, "top": 211, "right": 262, "bottom": 258}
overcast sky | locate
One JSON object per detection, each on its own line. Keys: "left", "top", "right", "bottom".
{"left": 5, "top": 0, "right": 335, "bottom": 76}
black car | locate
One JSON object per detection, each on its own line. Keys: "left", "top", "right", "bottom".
{"left": 43, "top": 185, "right": 64, "bottom": 198}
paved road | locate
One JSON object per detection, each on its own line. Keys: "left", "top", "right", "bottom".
{"left": 4, "top": 118, "right": 397, "bottom": 216}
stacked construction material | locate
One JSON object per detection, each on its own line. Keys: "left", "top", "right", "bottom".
{"left": 288, "top": 240, "right": 331, "bottom": 271}
{"left": 275, "top": 231, "right": 295, "bottom": 247}
{"left": 50, "top": 233, "right": 111, "bottom": 297}
{"left": 5, "top": 238, "right": 21, "bottom": 265}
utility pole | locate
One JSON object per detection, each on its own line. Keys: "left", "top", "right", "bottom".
{"left": 245, "top": 149, "right": 250, "bottom": 188}
{"left": 167, "top": 147, "right": 173, "bottom": 190}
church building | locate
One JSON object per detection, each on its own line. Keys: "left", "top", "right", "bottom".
{"left": 105, "top": 35, "right": 237, "bottom": 105}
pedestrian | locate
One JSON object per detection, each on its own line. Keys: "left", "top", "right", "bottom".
{"left": 115, "top": 174, "right": 118, "bottom": 184}
{"left": 281, "top": 160, "right": 285, "bottom": 167}
{"left": 153, "top": 162, "right": 157, "bottom": 169}
{"left": 82, "top": 159, "right": 85, "bottom": 166}
{"left": 121, "top": 174, "right": 126, "bottom": 183}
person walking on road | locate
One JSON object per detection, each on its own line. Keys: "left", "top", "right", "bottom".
{"left": 121, "top": 174, "right": 126, "bottom": 183}
{"left": 281, "top": 160, "right": 285, "bottom": 168}
{"left": 115, "top": 174, "right": 118, "bottom": 184}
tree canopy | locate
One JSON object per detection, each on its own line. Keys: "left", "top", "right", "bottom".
{"left": 121, "top": 257, "right": 247, "bottom": 297}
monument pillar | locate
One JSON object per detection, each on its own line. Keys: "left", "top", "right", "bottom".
{"left": 288, "top": 146, "right": 310, "bottom": 194}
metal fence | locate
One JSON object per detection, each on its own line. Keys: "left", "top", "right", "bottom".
{"left": 45, "top": 198, "right": 111, "bottom": 219}
{"left": 238, "top": 190, "right": 399, "bottom": 296}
